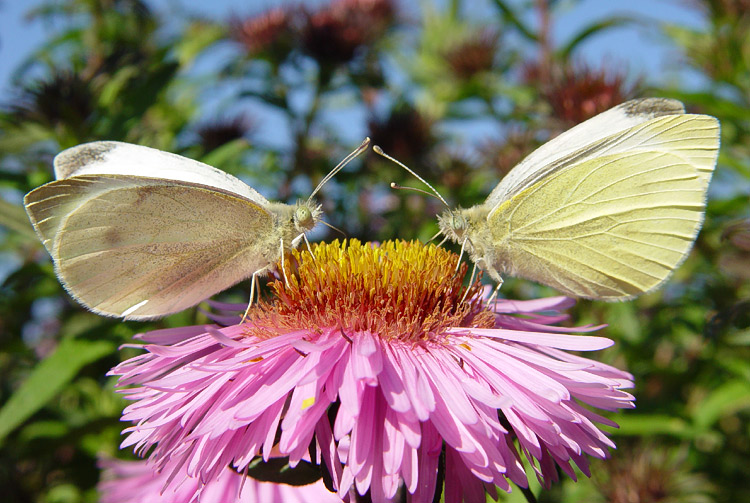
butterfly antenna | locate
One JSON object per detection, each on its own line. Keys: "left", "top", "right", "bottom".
{"left": 390, "top": 182, "right": 447, "bottom": 204}
{"left": 320, "top": 219, "right": 347, "bottom": 239}
{"left": 373, "top": 146, "right": 449, "bottom": 208}
{"left": 308, "top": 137, "right": 371, "bottom": 202}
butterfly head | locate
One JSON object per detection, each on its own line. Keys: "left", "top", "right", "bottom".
{"left": 293, "top": 200, "right": 323, "bottom": 234}
{"left": 438, "top": 208, "right": 470, "bottom": 244}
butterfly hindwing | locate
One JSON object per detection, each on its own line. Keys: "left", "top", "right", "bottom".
{"left": 486, "top": 149, "right": 710, "bottom": 299}
{"left": 26, "top": 175, "right": 276, "bottom": 319}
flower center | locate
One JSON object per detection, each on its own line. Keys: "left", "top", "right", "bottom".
{"left": 249, "top": 239, "right": 495, "bottom": 342}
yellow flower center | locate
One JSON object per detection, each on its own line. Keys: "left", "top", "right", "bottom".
{"left": 248, "top": 239, "right": 495, "bottom": 342}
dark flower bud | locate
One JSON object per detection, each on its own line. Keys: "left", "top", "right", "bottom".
{"left": 442, "top": 29, "right": 498, "bottom": 80}
{"left": 230, "top": 7, "right": 296, "bottom": 61}
{"left": 195, "top": 116, "right": 252, "bottom": 152}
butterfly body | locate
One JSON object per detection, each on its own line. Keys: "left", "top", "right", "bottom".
{"left": 438, "top": 205, "right": 502, "bottom": 281}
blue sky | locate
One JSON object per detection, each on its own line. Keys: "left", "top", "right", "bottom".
{"left": 0, "top": 0, "right": 706, "bottom": 148}
{"left": 0, "top": 0, "right": 705, "bottom": 93}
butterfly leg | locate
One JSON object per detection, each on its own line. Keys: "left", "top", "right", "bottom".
{"left": 455, "top": 238, "right": 467, "bottom": 275}
{"left": 279, "top": 238, "right": 289, "bottom": 284}
{"left": 461, "top": 262, "right": 479, "bottom": 303}
{"left": 488, "top": 278, "right": 504, "bottom": 311}
{"left": 241, "top": 269, "right": 262, "bottom": 323}
{"left": 302, "top": 233, "right": 316, "bottom": 262}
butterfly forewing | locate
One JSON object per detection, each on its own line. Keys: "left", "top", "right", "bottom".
{"left": 485, "top": 98, "right": 687, "bottom": 206}
{"left": 26, "top": 175, "right": 275, "bottom": 319}
{"left": 487, "top": 111, "right": 718, "bottom": 209}
{"left": 54, "top": 141, "right": 270, "bottom": 204}
{"left": 487, "top": 150, "right": 709, "bottom": 299}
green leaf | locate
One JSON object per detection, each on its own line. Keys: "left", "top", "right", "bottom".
{"left": 199, "top": 138, "right": 250, "bottom": 169}
{"left": 691, "top": 379, "right": 750, "bottom": 430}
{"left": 238, "top": 89, "right": 288, "bottom": 110}
{"left": 605, "top": 414, "right": 695, "bottom": 438}
{"left": 8, "top": 28, "right": 85, "bottom": 84}
{"left": 489, "top": 0, "right": 537, "bottom": 41}
{"left": 605, "top": 302, "right": 642, "bottom": 343}
{"left": 0, "top": 197, "right": 37, "bottom": 240}
{"left": 0, "top": 122, "right": 55, "bottom": 153}
{"left": 18, "top": 420, "right": 69, "bottom": 441}
{"left": 0, "top": 337, "right": 115, "bottom": 444}
{"left": 99, "top": 66, "right": 140, "bottom": 108}
{"left": 720, "top": 356, "right": 750, "bottom": 381}
{"left": 558, "top": 15, "right": 638, "bottom": 60}
{"left": 175, "top": 21, "right": 225, "bottom": 66}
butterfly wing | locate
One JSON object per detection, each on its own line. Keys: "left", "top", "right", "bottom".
{"left": 484, "top": 114, "right": 719, "bottom": 299}
{"left": 54, "top": 141, "right": 269, "bottom": 203}
{"left": 25, "top": 175, "right": 277, "bottom": 319}
{"left": 485, "top": 98, "right": 692, "bottom": 207}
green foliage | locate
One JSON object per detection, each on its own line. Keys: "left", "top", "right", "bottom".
{"left": 0, "top": 336, "right": 116, "bottom": 443}
{"left": 0, "top": 0, "right": 749, "bottom": 502}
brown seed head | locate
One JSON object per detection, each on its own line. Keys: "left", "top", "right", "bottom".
{"left": 526, "top": 61, "right": 633, "bottom": 125}
{"left": 230, "top": 7, "right": 296, "bottom": 59}
{"left": 443, "top": 29, "right": 499, "bottom": 80}
{"left": 301, "top": 0, "right": 395, "bottom": 66}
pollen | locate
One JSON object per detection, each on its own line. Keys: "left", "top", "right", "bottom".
{"left": 248, "top": 239, "right": 495, "bottom": 342}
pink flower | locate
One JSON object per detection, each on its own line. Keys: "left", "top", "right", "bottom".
{"left": 98, "top": 457, "right": 343, "bottom": 503}
{"left": 111, "top": 240, "right": 634, "bottom": 502}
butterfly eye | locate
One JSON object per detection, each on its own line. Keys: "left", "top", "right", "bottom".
{"left": 452, "top": 214, "right": 467, "bottom": 233}
{"left": 295, "top": 206, "right": 313, "bottom": 228}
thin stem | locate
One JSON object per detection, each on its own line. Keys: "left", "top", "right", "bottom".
{"left": 448, "top": 0, "right": 461, "bottom": 19}
{"left": 535, "top": 0, "right": 552, "bottom": 86}
{"left": 293, "top": 68, "right": 325, "bottom": 173}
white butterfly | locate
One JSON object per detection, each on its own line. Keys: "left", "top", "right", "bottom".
{"left": 383, "top": 98, "right": 720, "bottom": 300}
{"left": 25, "top": 139, "right": 369, "bottom": 319}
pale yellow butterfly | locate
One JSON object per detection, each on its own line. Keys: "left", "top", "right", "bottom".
{"left": 24, "top": 138, "right": 370, "bottom": 319}
{"left": 379, "top": 98, "right": 720, "bottom": 300}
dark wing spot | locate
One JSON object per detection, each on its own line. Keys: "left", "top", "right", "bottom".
{"left": 133, "top": 186, "right": 154, "bottom": 206}
{"left": 622, "top": 98, "right": 684, "bottom": 118}
{"left": 55, "top": 141, "right": 118, "bottom": 179}
{"left": 104, "top": 226, "right": 123, "bottom": 246}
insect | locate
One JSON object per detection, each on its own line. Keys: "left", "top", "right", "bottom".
{"left": 378, "top": 98, "right": 720, "bottom": 300}
{"left": 24, "top": 138, "right": 370, "bottom": 319}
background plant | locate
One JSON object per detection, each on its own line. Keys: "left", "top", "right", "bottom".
{"left": 0, "top": 0, "right": 748, "bottom": 502}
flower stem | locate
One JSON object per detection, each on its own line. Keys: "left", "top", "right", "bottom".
{"left": 293, "top": 67, "right": 325, "bottom": 173}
